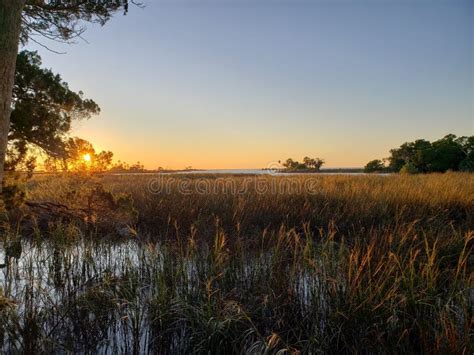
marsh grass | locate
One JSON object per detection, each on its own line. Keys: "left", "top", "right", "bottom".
{"left": 0, "top": 173, "right": 472, "bottom": 353}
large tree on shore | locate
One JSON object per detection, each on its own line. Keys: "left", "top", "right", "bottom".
{"left": 8, "top": 50, "right": 100, "bottom": 171}
{"left": 0, "top": 0, "right": 134, "bottom": 191}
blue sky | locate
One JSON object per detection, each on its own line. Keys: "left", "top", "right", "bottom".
{"left": 26, "top": 0, "right": 473, "bottom": 169}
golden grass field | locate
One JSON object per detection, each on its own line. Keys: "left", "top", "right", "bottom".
{"left": 0, "top": 172, "right": 472, "bottom": 353}
{"left": 27, "top": 172, "right": 474, "bottom": 234}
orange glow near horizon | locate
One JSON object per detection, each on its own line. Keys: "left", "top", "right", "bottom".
{"left": 73, "top": 125, "right": 383, "bottom": 170}
{"left": 71, "top": 129, "right": 389, "bottom": 170}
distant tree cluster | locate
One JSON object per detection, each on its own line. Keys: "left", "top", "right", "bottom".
{"left": 44, "top": 140, "right": 147, "bottom": 174}
{"left": 365, "top": 134, "right": 474, "bottom": 173}
{"left": 44, "top": 137, "right": 113, "bottom": 173}
{"left": 282, "top": 156, "right": 325, "bottom": 171}
{"left": 109, "top": 161, "right": 145, "bottom": 173}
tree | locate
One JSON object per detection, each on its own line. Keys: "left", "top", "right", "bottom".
{"left": 109, "top": 160, "right": 130, "bottom": 173}
{"left": 312, "top": 158, "right": 325, "bottom": 170}
{"left": 400, "top": 162, "right": 418, "bottom": 174}
{"left": 457, "top": 136, "right": 474, "bottom": 172}
{"left": 388, "top": 139, "right": 432, "bottom": 172}
{"left": 7, "top": 50, "right": 99, "bottom": 171}
{"left": 428, "top": 134, "right": 464, "bottom": 172}
{"left": 303, "top": 156, "right": 312, "bottom": 168}
{"left": 364, "top": 159, "right": 385, "bottom": 173}
{"left": 109, "top": 160, "right": 145, "bottom": 173}
{"left": 368, "top": 134, "right": 473, "bottom": 174}
{"left": 44, "top": 137, "right": 113, "bottom": 172}
{"left": 283, "top": 156, "right": 325, "bottom": 170}
{"left": 0, "top": 1, "right": 24, "bottom": 190}
{"left": 283, "top": 158, "right": 297, "bottom": 169}
{"left": 129, "top": 161, "right": 145, "bottom": 172}
{"left": 0, "top": 0, "right": 134, "bottom": 191}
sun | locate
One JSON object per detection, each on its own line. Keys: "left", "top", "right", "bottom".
{"left": 83, "top": 153, "right": 91, "bottom": 162}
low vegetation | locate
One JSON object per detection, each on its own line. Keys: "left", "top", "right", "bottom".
{"left": 0, "top": 173, "right": 472, "bottom": 353}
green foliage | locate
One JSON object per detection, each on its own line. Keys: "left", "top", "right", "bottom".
{"left": 458, "top": 136, "right": 474, "bottom": 171}
{"left": 48, "top": 137, "right": 113, "bottom": 172}
{"left": 370, "top": 134, "right": 473, "bottom": 173}
{"left": 400, "top": 162, "right": 419, "bottom": 174}
{"left": 364, "top": 159, "right": 385, "bottom": 173}
{"left": 428, "top": 134, "right": 465, "bottom": 172}
{"left": 459, "top": 157, "right": 474, "bottom": 172}
{"left": 8, "top": 50, "right": 100, "bottom": 170}
{"left": 21, "top": 1, "right": 133, "bottom": 45}
{"left": 282, "top": 156, "right": 325, "bottom": 170}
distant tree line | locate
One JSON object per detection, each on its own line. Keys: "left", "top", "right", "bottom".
{"left": 365, "top": 134, "right": 474, "bottom": 173}
{"left": 109, "top": 161, "right": 145, "bottom": 173}
{"left": 282, "top": 156, "right": 325, "bottom": 171}
{"left": 42, "top": 137, "right": 113, "bottom": 173}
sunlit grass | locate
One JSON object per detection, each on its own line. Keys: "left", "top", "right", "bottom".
{"left": 0, "top": 172, "right": 472, "bottom": 353}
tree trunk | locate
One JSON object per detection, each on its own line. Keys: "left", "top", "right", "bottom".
{"left": 0, "top": 0, "right": 25, "bottom": 193}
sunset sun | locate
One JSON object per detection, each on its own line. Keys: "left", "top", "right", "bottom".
{"left": 83, "top": 153, "right": 91, "bottom": 162}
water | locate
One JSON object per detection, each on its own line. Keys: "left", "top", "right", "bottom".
{"left": 113, "top": 169, "right": 371, "bottom": 176}
{"left": 0, "top": 239, "right": 324, "bottom": 353}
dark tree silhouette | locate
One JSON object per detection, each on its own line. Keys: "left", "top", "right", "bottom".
{"left": 283, "top": 156, "right": 325, "bottom": 171}
{"left": 364, "top": 159, "right": 385, "bottom": 173}
{"left": 44, "top": 137, "right": 113, "bottom": 172}
{"left": 0, "top": 0, "right": 137, "bottom": 190}
{"left": 8, "top": 50, "right": 100, "bottom": 171}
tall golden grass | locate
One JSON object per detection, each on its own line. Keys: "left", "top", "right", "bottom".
{"left": 0, "top": 172, "right": 471, "bottom": 353}
{"left": 27, "top": 172, "right": 474, "bottom": 237}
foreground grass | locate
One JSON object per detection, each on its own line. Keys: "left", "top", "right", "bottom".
{"left": 0, "top": 173, "right": 473, "bottom": 353}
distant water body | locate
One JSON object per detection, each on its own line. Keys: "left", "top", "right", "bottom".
{"left": 175, "top": 169, "right": 366, "bottom": 175}
{"left": 112, "top": 169, "right": 375, "bottom": 176}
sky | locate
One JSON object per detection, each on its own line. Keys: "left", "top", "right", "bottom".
{"left": 26, "top": 0, "right": 473, "bottom": 169}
